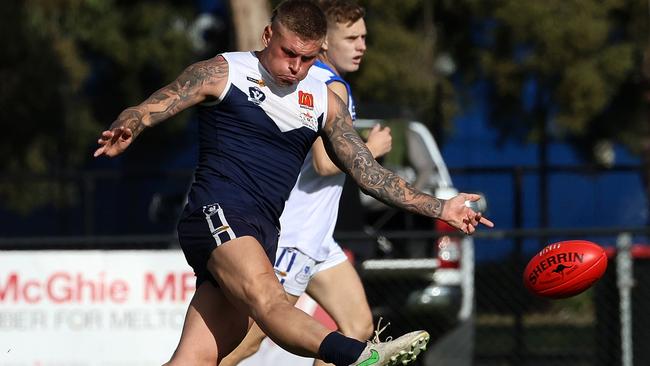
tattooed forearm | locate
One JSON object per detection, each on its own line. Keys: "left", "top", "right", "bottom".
{"left": 109, "top": 108, "right": 147, "bottom": 139}
{"left": 110, "top": 56, "right": 228, "bottom": 138}
{"left": 323, "top": 95, "right": 445, "bottom": 218}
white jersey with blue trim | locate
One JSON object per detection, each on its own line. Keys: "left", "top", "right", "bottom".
{"left": 278, "top": 60, "right": 356, "bottom": 261}
{"left": 309, "top": 60, "right": 356, "bottom": 119}
{"left": 184, "top": 51, "right": 329, "bottom": 227}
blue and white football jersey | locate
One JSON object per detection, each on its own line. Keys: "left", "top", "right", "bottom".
{"left": 278, "top": 60, "right": 356, "bottom": 261}
{"left": 309, "top": 60, "right": 356, "bottom": 119}
{"left": 184, "top": 52, "right": 329, "bottom": 227}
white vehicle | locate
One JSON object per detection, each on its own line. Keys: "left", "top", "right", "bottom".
{"left": 354, "top": 120, "right": 484, "bottom": 365}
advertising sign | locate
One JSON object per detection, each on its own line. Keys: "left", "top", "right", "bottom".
{"left": 0, "top": 250, "right": 330, "bottom": 366}
{"left": 0, "top": 250, "right": 193, "bottom": 366}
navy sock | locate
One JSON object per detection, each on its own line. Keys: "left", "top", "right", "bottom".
{"left": 318, "top": 331, "right": 366, "bottom": 366}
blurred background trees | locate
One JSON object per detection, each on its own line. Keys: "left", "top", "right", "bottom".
{"left": 476, "top": 0, "right": 642, "bottom": 164}
{"left": 355, "top": 0, "right": 650, "bottom": 213}
{"left": 0, "top": 0, "right": 197, "bottom": 212}
{"left": 2, "top": 0, "right": 650, "bottom": 217}
{"left": 355, "top": 0, "right": 649, "bottom": 160}
{"left": 229, "top": 0, "right": 269, "bottom": 50}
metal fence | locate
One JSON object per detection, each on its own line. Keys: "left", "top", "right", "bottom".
{"left": 1, "top": 228, "right": 648, "bottom": 365}
{"left": 343, "top": 228, "right": 650, "bottom": 366}
{"left": 1, "top": 164, "right": 649, "bottom": 365}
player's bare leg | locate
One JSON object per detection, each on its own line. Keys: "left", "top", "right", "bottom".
{"left": 307, "top": 259, "right": 374, "bottom": 366}
{"left": 163, "top": 281, "right": 249, "bottom": 366}
{"left": 220, "top": 293, "right": 300, "bottom": 366}
{"left": 208, "top": 235, "right": 331, "bottom": 357}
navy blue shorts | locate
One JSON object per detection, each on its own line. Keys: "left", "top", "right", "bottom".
{"left": 177, "top": 203, "right": 280, "bottom": 288}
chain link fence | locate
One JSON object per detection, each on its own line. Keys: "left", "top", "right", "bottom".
{"left": 352, "top": 230, "right": 650, "bottom": 366}
{"left": 2, "top": 166, "right": 649, "bottom": 365}
{"left": 1, "top": 230, "right": 647, "bottom": 365}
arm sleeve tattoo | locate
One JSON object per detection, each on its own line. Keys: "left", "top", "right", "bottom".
{"left": 109, "top": 56, "right": 228, "bottom": 138}
{"left": 321, "top": 94, "right": 444, "bottom": 219}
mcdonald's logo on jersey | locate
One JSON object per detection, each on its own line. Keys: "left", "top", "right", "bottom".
{"left": 298, "top": 91, "right": 314, "bottom": 110}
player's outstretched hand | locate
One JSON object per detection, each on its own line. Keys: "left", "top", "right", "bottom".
{"left": 366, "top": 123, "right": 392, "bottom": 158}
{"left": 93, "top": 126, "right": 134, "bottom": 158}
{"left": 440, "top": 193, "right": 494, "bottom": 234}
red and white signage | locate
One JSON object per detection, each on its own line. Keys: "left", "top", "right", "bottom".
{"left": 0, "top": 250, "right": 193, "bottom": 365}
{"left": 0, "top": 250, "right": 332, "bottom": 366}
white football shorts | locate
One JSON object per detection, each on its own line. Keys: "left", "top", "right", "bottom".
{"left": 273, "top": 242, "right": 348, "bottom": 296}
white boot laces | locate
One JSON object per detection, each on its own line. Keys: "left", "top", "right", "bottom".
{"left": 371, "top": 317, "right": 392, "bottom": 343}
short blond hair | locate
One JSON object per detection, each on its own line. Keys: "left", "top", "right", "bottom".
{"left": 318, "top": 0, "right": 365, "bottom": 26}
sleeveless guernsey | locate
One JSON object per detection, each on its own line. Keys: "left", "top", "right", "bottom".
{"left": 184, "top": 51, "right": 329, "bottom": 228}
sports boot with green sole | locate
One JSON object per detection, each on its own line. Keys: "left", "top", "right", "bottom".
{"left": 350, "top": 330, "right": 430, "bottom": 366}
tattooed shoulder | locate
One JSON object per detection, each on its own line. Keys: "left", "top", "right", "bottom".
{"left": 175, "top": 56, "right": 229, "bottom": 100}
{"left": 202, "top": 55, "right": 229, "bottom": 99}
{"left": 201, "top": 55, "right": 229, "bottom": 82}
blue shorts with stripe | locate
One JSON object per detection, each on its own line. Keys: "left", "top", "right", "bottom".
{"left": 177, "top": 202, "right": 280, "bottom": 288}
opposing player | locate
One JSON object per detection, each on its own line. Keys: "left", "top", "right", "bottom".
{"left": 93, "top": 1, "right": 493, "bottom": 365}
{"left": 221, "top": 1, "right": 388, "bottom": 365}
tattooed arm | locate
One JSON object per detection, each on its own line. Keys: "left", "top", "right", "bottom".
{"left": 312, "top": 81, "right": 392, "bottom": 176}
{"left": 320, "top": 90, "right": 494, "bottom": 233}
{"left": 93, "top": 56, "right": 228, "bottom": 157}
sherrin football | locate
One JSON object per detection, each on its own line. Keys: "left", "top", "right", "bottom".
{"left": 523, "top": 240, "right": 608, "bottom": 299}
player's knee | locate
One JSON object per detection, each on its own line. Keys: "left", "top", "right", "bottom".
{"left": 248, "top": 292, "right": 289, "bottom": 319}
{"left": 242, "top": 280, "right": 287, "bottom": 316}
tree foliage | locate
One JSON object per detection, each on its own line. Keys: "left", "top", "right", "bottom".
{"left": 349, "top": 0, "right": 649, "bottom": 165}
{"left": 352, "top": 0, "right": 440, "bottom": 123}
{"left": 0, "top": 0, "right": 196, "bottom": 212}
{"left": 467, "top": 0, "right": 647, "bottom": 162}
{"left": 4, "top": 0, "right": 650, "bottom": 215}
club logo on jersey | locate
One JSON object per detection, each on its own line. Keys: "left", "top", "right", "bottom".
{"left": 202, "top": 203, "right": 221, "bottom": 217}
{"left": 298, "top": 90, "right": 314, "bottom": 110}
{"left": 246, "top": 76, "right": 266, "bottom": 87}
{"left": 295, "top": 264, "right": 312, "bottom": 284}
{"left": 300, "top": 111, "right": 318, "bottom": 132}
{"left": 248, "top": 86, "right": 266, "bottom": 105}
